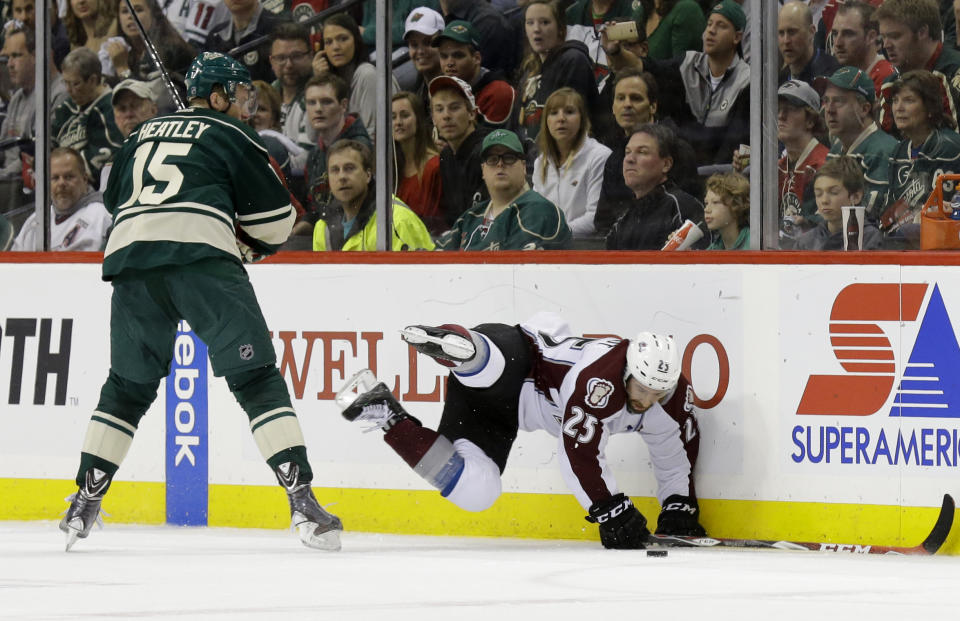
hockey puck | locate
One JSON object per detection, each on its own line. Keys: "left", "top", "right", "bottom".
{"left": 646, "top": 550, "right": 668, "bottom": 557}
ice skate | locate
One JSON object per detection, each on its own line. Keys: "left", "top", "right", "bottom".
{"left": 287, "top": 484, "right": 343, "bottom": 551}
{"left": 400, "top": 324, "right": 476, "bottom": 366}
{"left": 336, "top": 369, "right": 410, "bottom": 432}
{"left": 59, "top": 468, "right": 110, "bottom": 551}
{"left": 274, "top": 462, "right": 342, "bottom": 551}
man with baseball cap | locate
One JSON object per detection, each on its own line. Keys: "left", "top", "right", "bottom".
{"left": 430, "top": 75, "right": 491, "bottom": 227}
{"left": 404, "top": 6, "right": 445, "bottom": 113}
{"left": 433, "top": 20, "right": 514, "bottom": 128}
{"left": 111, "top": 79, "right": 158, "bottom": 139}
{"left": 817, "top": 65, "right": 897, "bottom": 220}
{"left": 437, "top": 129, "right": 570, "bottom": 250}
{"left": 438, "top": 0, "right": 517, "bottom": 76}
{"left": 776, "top": 79, "right": 828, "bottom": 244}
{"left": 640, "top": 0, "right": 750, "bottom": 167}
{"left": 99, "top": 79, "right": 160, "bottom": 191}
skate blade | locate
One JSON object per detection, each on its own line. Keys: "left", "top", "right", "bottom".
{"left": 399, "top": 327, "right": 475, "bottom": 360}
{"left": 64, "top": 526, "right": 81, "bottom": 552}
{"left": 296, "top": 522, "right": 342, "bottom": 551}
{"left": 335, "top": 369, "right": 378, "bottom": 411}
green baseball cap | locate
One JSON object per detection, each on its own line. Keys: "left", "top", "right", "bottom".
{"left": 709, "top": 0, "right": 746, "bottom": 32}
{"left": 432, "top": 20, "right": 480, "bottom": 49}
{"left": 481, "top": 129, "right": 524, "bottom": 157}
{"left": 815, "top": 65, "right": 875, "bottom": 102}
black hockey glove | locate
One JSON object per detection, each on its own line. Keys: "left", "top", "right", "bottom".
{"left": 586, "top": 493, "right": 649, "bottom": 549}
{"left": 655, "top": 494, "right": 707, "bottom": 536}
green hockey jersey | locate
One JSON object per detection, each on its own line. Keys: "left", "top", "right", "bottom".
{"left": 437, "top": 188, "right": 572, "bottom": 251}
{"left": 51, "top": 90, "right": 125, "bottom": 181}
{"left": 102, "top": 107, "right": 295, "bottom": 279}
{"left": 827, "top": 123, "right": 898, "bottom": 220}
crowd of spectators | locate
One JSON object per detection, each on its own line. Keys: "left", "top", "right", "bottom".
{"left": 5, "top": 0, "right": 960, "bottom": 253}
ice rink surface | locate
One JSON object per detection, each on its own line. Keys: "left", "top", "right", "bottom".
{"left": 2, "top": 521, "right": 958, "bottom": 621}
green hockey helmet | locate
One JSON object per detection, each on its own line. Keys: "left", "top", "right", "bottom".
{"left": 185, "top": 52, "right": 257, "bottom": 117}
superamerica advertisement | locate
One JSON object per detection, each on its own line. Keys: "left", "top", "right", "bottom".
{"left": 781, "top": 266, "right": 960, "bottom": 506}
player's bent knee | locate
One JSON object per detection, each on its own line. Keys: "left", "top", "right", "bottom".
{"left": 442, "top": 439, "right": 502, "bottom": 512}
{"left": 226, "top": 365, "right": 292, "bottom": 416}
{"left": 96, "top": 370, "right": 161, "bottom": 426}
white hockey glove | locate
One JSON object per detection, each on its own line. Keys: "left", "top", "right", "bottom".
{"left": 237, "top": 240, "right": 266, "bottom": 264}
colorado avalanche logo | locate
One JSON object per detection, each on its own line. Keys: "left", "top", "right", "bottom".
{"left": 585, "top": 378, "right": 614, "bottom": 408}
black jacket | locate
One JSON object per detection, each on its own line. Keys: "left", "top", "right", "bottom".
{"left": 594, "top": 123, "right": 703, "bottom": 235}
{"left": 437, "top": 126, "right": 491, "bottom": 227}
{"left": 444, "top": 0, "right": 519, "bottom": 77}
{"left": 516, "top": 40, "right": 599, "bottom": 150}
{"left": 606, "top": 180, "right": 707, "bottom": 250}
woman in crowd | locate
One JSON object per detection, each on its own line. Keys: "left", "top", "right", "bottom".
{"left": 251, "top": 81, "right": 282, "bottom": 134}
{"left": 104, "top": 0, "right": 194, "bottom": 88}
{"left": 251, "top": 81, "right": 307, "bottom": 180}
{"left": 393, "top": 91, "right": 444, "bottom": 236}
{"left": 632, "top": 0, "right": 706, "bottom": 59}
{"left": 703, "top": 172, "right": 750, "bottom": 250}
{"left": 532, "top": 88, "right": 611, "bottom": 238}
{"left": 884, "top": 70, "right": 960, "bottom": 249}
{"left": 515, "top": 0, "right": 598, "bottom": 157}
{"left": 65, "top": 0, "right": 117, "bottom": 54}
{"left": 797, "top": 156, "right": 882, "bottom": 251}
{"left": 314, "top": 12, "right": 397, "bottom": 142}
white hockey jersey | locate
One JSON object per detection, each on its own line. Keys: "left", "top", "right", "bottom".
{"left": 12, "top": 193, "right": 113, "bottom": 251}
{"left": 162, "top": 0, "right": 227, "bottom": 47}
{"left": 517, "top": 313, "right": 700, "bottom": 510}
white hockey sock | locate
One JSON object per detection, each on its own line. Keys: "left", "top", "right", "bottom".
{"left": 453, "top": 332, "right": 505, "bottom": 389}
{"left": 441, "top": 439, "right": 502, "bottom": 512}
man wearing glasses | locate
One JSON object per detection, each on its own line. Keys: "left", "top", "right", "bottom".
{"left": 437, "top": 129, "right": 571, "bottom": 250}
{"left": 269, "top": 22, "right": 317, "bottom": 160}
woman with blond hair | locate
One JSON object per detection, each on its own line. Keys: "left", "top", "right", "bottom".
{"left": 65, "top": 0, "right": 117, "bottom": 54}
{"left": 250, "top": 81, "right": 306, "bottom": 183}
{"left": 393, "top": 91, "right": 444, "bottom": 235}
{"left": 532, "top": 88, "right": 611, "bottom": 238}
{"left": 704, "top": 172, "right": 750, "bottom": 250}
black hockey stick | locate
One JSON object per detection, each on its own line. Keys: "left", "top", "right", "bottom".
{"left": 122, "top": 0, "right": 186, "bottom": 110}
{"left": 649, "top": 494, "right": 955, "bottom": 556}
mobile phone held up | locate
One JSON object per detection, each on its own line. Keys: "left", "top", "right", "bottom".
{"left": 605, "top": 21, "right": 639, "bottom": 42}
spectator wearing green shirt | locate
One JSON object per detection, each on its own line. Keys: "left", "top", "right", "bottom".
{"left": 704, "top": 172, "right": 750, "bottom": 250}
{"left": 632, "top": 0, "right": 706, "bottom": 60}
{"left": 438, "top": 129, "right": 572, "bottom": 251}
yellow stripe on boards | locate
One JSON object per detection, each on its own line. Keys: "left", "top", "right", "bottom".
{"left": 2, "top": 478, "right": 956, "bottom": 554}
{"left": 0, "top": 479, "right": 165, "bottom": 523}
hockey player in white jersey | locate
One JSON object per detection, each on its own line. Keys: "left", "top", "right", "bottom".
{"left": 337, "top": 312, "right": 705, "bottom": 549}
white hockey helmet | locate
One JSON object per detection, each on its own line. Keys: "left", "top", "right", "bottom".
{"left": 625, "top": 332, "right": 681, "bottom": 392}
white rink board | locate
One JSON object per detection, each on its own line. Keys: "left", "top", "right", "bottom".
{"left": 2, "top": 261, "right": 959, "bottom": 507}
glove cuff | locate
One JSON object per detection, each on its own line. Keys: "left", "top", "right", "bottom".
{"left": 586, "top": 493, "right": 634, "bottom": 524}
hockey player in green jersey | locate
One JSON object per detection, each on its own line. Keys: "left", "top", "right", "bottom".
{"left": 59, "top": 52, "right": 342, "bottom": 552}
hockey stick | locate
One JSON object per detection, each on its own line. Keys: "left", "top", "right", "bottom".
{"left": 121, "top": 0, "right": 187, "bottom": 111}
{"left": 649, "top": 494, "right": 955, "bottom": 556}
